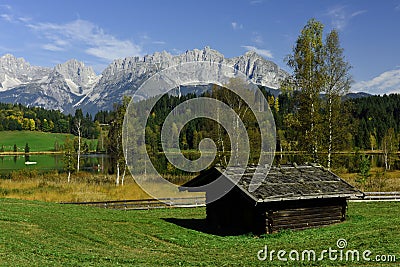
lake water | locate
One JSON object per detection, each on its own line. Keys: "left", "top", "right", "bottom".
{"left": 0, "top": 152, "right": 399, "bottom": 175}
{"left": 0, "top": 154, "right": 113, "bottom": 174}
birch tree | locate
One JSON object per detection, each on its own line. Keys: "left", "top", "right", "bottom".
{"left": 212, "top": 79, "right": 253, "bottom": 166}
{"left": 285, "top": 19, "right": 352, "bottom": 167}
{"left": 285, "top": 18, "right": 325, "bottom": 162}
{"left": 75, "top": 118, "right": 82, "bottom": 172}
{"left": 108, "top": 96, "right": 130, "bottom": 185}
{"left": 63, "top": 135, "right": 76, "bottom": 183}
{"left": 382, "top": 128, "right": 398, "bottom": 170}
{"left": 322, "top": 29, "right": 352, "bottom": 169}
{"left": 73, "top": 109, "right": 84, "bottom": 173}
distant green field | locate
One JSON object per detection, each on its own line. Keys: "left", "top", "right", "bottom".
{"left": 0, "top": 131, "right": 96, "bottom": 152}
{"left": 0, "top": 200, "right": 398, "bottom": 266}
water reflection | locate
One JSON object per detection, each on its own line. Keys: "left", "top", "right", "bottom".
{"left": 274, "top": 152, "right": 400, "bottom": 171}
{"left": 0, "top": 152, "right": 398, "bottom": 175}
{"left": 0, "top": 154, "right": 113, "bottom": 174}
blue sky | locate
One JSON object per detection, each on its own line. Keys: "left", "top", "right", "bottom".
{"left": 0, "top": 0, "right": 399, "bottom": 94}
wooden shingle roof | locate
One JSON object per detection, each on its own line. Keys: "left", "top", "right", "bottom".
{"left": 181, "top": 164, "right": 364, "bottom": 203}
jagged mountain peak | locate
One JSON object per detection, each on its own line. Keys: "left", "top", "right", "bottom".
{"left": 54, "top": 59, "right": 98, "bottom": 95}
{"left": 81, "top": 47, "right": 287, "bottom": 113}
{"left": 0, "top": 53, "right": 51, "bottom": 91}
{"left": 0, "top": 53, "right": 32, "bottom": 72}
{"left": 0, "top": 48, "right": 288, "bottom": 114}
{"left": 55, "top": 59, "right": 97, "bottom": 80}
{"left": 1, "top": 53, "right": 23, "bottom": 62}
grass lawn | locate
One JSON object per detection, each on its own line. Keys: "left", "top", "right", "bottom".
{"left": 0, "top": 131, "right": 96, "bottom": 152}
{"left": 0, "top": 199, "right": 399, "bottom": 266}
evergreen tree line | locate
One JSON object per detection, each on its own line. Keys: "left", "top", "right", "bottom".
{"left": 0, "top": 103, "right": 101, "bottom": 139}
{"left": 128, "top": 87, "right": 399, "bottom": 154}
{"left": 104, "top": 84, "right": 400, "bottom": 178}
{"left": 351, "top": 94, "right": 400, "bottom": 150}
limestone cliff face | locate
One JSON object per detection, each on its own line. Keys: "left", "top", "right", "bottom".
{"left": 0, "top": 54, "right": 51, "bottom": 90}
{"left": 0, "top": 47, "right": 288, "bottom": 113}
{"left": 83, "top": 47, "right": 287, "bottom": 112}
{"left": 54, "top": 59, "right": 98, "bottom": 96}
{"left": 0, "top": 55, "right": 99, "bottom": 113}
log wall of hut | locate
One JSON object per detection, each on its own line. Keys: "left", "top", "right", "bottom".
{"left": 264, "top": 198, "right": 347, "bottom": 233}
{"left": 183, "top": 165, "right": 362, "bottom": 235}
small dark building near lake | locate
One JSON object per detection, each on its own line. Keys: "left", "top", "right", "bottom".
{"left": 181, "top": 164, "right": 364, "bottom": 234}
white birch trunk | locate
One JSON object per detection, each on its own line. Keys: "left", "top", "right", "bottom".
{"left": 116, "top": 161, "right": 120, "bottom": 186}
{"left": 121, "top": 165, "right": 126, "bottom": 186}
{"left": 76, "top": 119, "right": 82, "bottom": 173}
{"left": 327, "top": 96, "right": 333, "bottom": 170}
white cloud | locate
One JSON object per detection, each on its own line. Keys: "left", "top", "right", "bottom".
{"left": 352, "top": 69, "right": 400, "bottom": 95}
{"left": 351, "top": 10, "right": 367, "bottom": 17}
{"left": 152, "top": 41, "right": 166, "bottom": 45}
{"left": 27, "top": 19, "right": 142, "bottom": 61}
{"left": 0, "top": 5, "right": 29, "bottom": 24}
{"left": 42, "top": 43, "right": 65, "bottom": 52}
{"left": 1, "top": 13, "right": 13, "bottom": 22}
{"left": 327, "top": 6, "right": 366, "bottom": 30}
{"left": 231, "top": 21, "right": 243, "bottom": 30}
{"left": 250, "top": 0, "right": 263, "bottom": 5}
{"left": 0, "top": 4, "right": 12, "bottom": 10}
{"left": 251, "top": 32, "right": 263, "bottom": 45}
{"left": 242, "top": 45, "right": 273, "bottom": 58}
{"left": 18, "top": 17, "right": 31, "bottom": 23}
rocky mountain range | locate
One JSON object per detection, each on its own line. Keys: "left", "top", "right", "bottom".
{"left": 0, "top": 47, "right": 288, "bottom": 114}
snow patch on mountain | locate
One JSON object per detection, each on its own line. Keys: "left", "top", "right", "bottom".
{"left": 0, "top": 47, "right": 288, "bottom": 113}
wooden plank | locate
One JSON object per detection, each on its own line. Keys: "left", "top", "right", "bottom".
{"left": 271, "top": 209, "right": 342, "bottom": 218}
{"left": 271, "top": 221, "right": 341, "bottom": 232}
{"left": 271, "top": 215, "right": 342, "bottom": 225}
{"left": 271, "top": 213, "right": 342, "bottom": 224}
{"left": 273, "top": 209, "right": 342, "bottom": 218}
{"left": 271, "top": 219, "right": 342, "bottom": 232}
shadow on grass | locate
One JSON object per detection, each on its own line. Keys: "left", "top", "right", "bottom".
{"left": 163, "top": 218, "right": 252, "bottom": 236}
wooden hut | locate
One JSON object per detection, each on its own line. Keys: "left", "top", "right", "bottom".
{"left": 181, "top": 164, "right": 364, "bottom": 234}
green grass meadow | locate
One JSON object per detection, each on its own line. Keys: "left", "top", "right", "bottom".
{"left": 0, "top": 199, "right": 399, "bottom": 266}
{"left": 0, "top": 131, "right": 97, "bottom": 152}
{"left": 0, "top": 131, "right": 71, "bottom": 152}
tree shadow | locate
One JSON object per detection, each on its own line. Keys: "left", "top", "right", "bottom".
{"left": 162, "top": 218, "right": 252, "bottom": 236}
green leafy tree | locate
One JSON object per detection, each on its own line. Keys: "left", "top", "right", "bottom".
{"left": 63, "top": 135, "right": 76, "bottom": 183}
{"left": 322, "top": 29, "right": 352, "bottom": 169}
{"left": 24, "top": 143, "right": 30, "bottom": 162}
{"left": 369, "top": 131, "right": 377, "bottom": 151}
{"left": 83, "top": 141, "right": 89, "bottom": 154}
{"left": 54, "top": 140, "right": 60, "bottom": 152}
{"left": 24, "top": 143, "right": 30, "bottom": 153}
{"left": 356, "top": 154, "right": 371, "bottom": 190}
{"left": 285, "top": 18, "right": 325, "bottom": 162}
{"left": 382, "top": 128, "right": 398, "bottom": 170}
{"left": 108, "top": 96, "right": 130, "bottom": 185}
{"left": 96, "top": 128, "right": 108, "bottom": 153}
